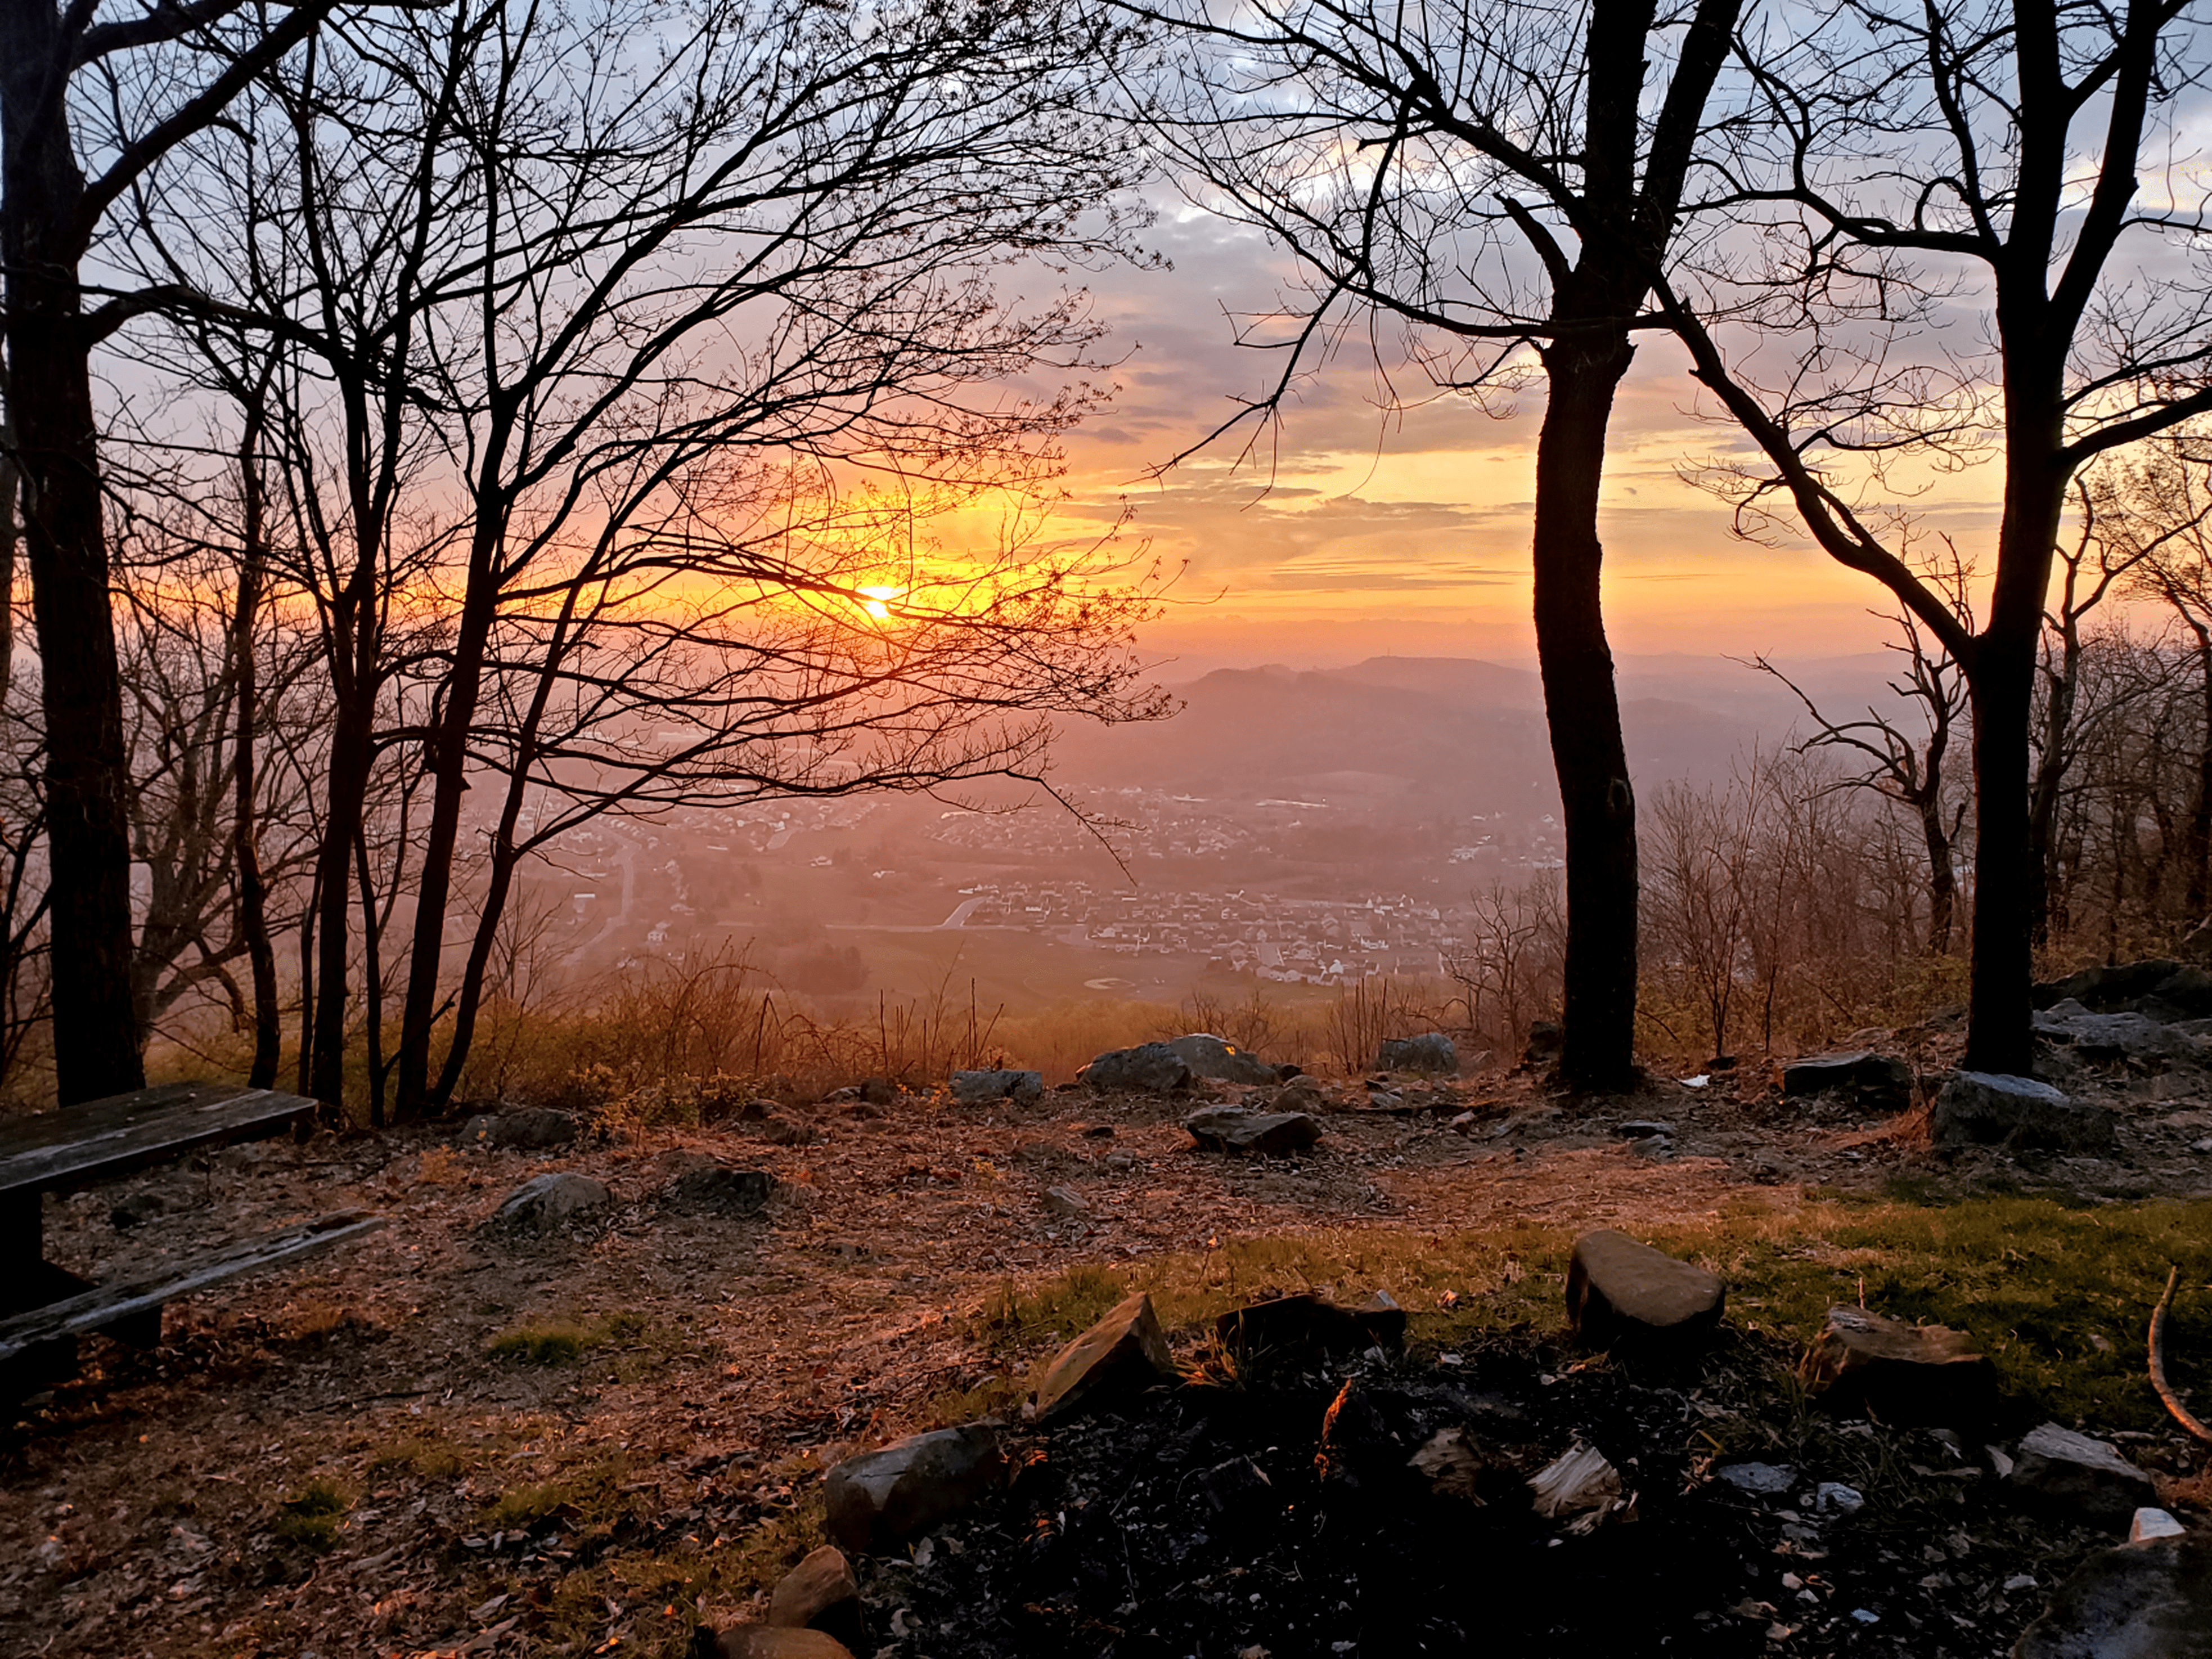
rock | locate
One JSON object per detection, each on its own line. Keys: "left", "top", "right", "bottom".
{"left": 2034, "top": 959, "right": 2186, "bottom": 1011}
{"left": 1799, "top": 1305, "right": 1998, "bottom": 1426}
{"left": 1932, "top": 1071, "right": 2117, "bottom": 1152}
{"left": 1716, "top": 1462, "right": 1796, "bottom": 1495}
{"left": 759, "top": 1113, "right": 819, "bottom": 1146}
{"left": 1042, "top": 1184, "right": 1090, "bottom": 1217}
{"left": 1815, "top": 1481, "right": 1865, "bottom": 1516}
{"left": 458, "top": 1107, "right": 578, "bottom": 1150}
{"left": 1271, "top": 1076, "right": 1325, "bottom": 1112}
{"left": 1079, "top": 1042, "right": 1193, "bottom": 1094}
{"left": 949, "top": 1068, "right": 1045, "bottom": 1105}
{"left": 1033, "top": 1291, "right": 1179, "bottom": 1421}
{"left": 1616, "top": 1120, "right": 1675, "bottom": 1139}
{"left": 1183, "top": 1107, "right": 1322, "bottom": 1156}
{"left": 1782, "top": 1051, "right": 1914, "bottom": 1111}
{"left": 858, "top": 1077, "right": 895, "bottom": 1105}
{"left": 766, "top": 1545, "right": 862, "bottom": 1646}
{"left": 823, "top": 1426, "right": 1004, "bottom": 1555}
{"left": 700, "top": 1627, "right": 857, "bottom": 1659}
{"left": 1215, "top": 1291, "right": 1405, "bottom": 1361}
{"left": 2051, "top": 1012, "right": 2204, "bottom": 1064}
{"left": 2012, "top": 1531, "right": 2212, "bottom": 1659}
{"left": 1168, "top": 1033, "right": 1279, "bottom": 1085}
{"left": 1565, "top": 1229, "right": 1725, "bottom": 1349}
{"left": 110, "top": 1190, "right": 166, "bottom": 1229}
{"left": 660, "top": 1165, "right": 772, "bottom": 1216}
{"left": 491, "top": 1171, "right": 613, "bottom": 1233}
{"left": 1522, "top": 1020, "right": 1563, "bottom": 1065}
{"left": 1375, "top": 1033, "right": 1458, "bottom": 1074}
{"left": 2009, "top": 1424, "right": 2159, "bottom": 1523}
{"left": 2133, "top": 1508, "right": 2187, "bottom": 1543}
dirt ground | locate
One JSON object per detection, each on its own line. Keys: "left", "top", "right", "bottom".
{"left": 2, "top": 1049, "right": 2207, "bottom": 1658}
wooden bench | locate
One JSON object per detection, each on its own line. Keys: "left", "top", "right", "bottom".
{"left": 0, "top": 1082, "right": 383, "bottom": 1392}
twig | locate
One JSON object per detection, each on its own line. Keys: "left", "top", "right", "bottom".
{"left": 2148, "top": 1265, "right": 2212, "bottom": 1445}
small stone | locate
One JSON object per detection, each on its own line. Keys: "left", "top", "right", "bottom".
{"left": 1375, "top": 1033, "right": 1458, "bottom": 1074}
{"left": 759, "top": 1113, "right": 819, "bottom": 1146}
{"left": 1033, "top": 1291, "right": 1178, "bottom": 1421}
{"left": 1566, "top": 1229, "right": 1725, "bottom": 1349}
{"left": 2013, "top": 1532, "right": 2212, "bottom": 1658}
{"left": 950, "top": 1069, "right": 1045, "bottom": 1105}
{"left": 458, "top": 1107, "right": 579, "bottom": 1150}
{"left": 660, "top": 1165, "right": 773, "bottom": 1216}
{"left": 766, "top": 1545, "right": 861, "bottom": 1645}
{"left": 1042, "top": 1185, "right": 1090, "bottom": 1217}
{"left": 1616, "top": 1120, "right": 1675, "bottom": 1139}
{"left": 1932, "top": 1071, "right": 2117, "bottom": 1152}
{"left": 1214, "top": 1291, "right": 1405, "bottom": 1361}
{"left": 2132, "top": 1508, "right": 2187, "bottom": 1544}
{"left": 823, "top": 1427, "right": 1004, "bottom": 1555}
{"left": 702, "top": 1628, "right": 856, "bottom": 1659}
{"left": 1271, "top": 1076, "right": 1326, "bottom": 1112}
{"left": 491, "top": 1171, "right": 612, "bottom": 1233}
{"left": 1079, "top": 1042, "right": 1194, "bottom": 1093}
{"left": 1814, "top": 1481, "right": 1865, "bottom": 1516}
{"left": 1522, "top": 1020, "right": 1563, "bottom": 1065}
{"left": 1717, "top": 1462, "right": 1796, "bottom": 1496}
{"left": 1168, "top": 1034, "right": 1279, "bottom": 1085}
{"left": 110, "top": 1190, "right": 167, "bottom": 1230}
{"left": 1782, "top": 1052, "right": 1913, "bottom": 1110}
{"left": 2009, "top": 1423, "right": 2158, "bottom": 1523}
{"left": 1799, "top": 1306, "right": 1996, "bottom": 1426}
{"left": 1103, "top": 1150, "right": 1135, "bottom": 1170}
{"left": 1183, "top": 1107, "right": 1323, "bottom": 1156}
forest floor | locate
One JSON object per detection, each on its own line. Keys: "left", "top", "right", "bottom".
{"left": 3, "top": 1044, "right": 2211, "bottom": 1659}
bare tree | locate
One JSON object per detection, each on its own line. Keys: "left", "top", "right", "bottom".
{"left": 1656, "top": 0, "right": 2212, "bottom": 1072}
{"left": 1129, "top": 0, "right": 1749, "bottom": 1089}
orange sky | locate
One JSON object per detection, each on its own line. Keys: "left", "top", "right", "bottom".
{"left": 1049, "top": 206, "right": 2008, "bottom": 675}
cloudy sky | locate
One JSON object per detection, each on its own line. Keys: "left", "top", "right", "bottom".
{"left": 1043, "top": 199, "right": 2006, "bottom": 676}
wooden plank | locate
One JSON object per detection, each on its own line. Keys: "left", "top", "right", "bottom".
{"left": 0, "top": 1082, "right": 321, "bottom": 1198}
{"left": 0, "top": 1211, "right": 384, "bottom": 1365}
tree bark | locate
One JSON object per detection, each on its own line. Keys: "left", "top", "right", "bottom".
{"left": 1, "top": 0, "right": 145, "bottom": 1103}
{"left": 230, "top": 399, "right": 281, "bottom": 1089}
{"left": 1534, "top": 330, "right": 1639, "bottom": 1090}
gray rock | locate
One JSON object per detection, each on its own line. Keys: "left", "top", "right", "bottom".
{"left": 2034, "top": 960, "right": 2185, "bottom": 1013}
{"left": 1522, "top": 1020, "right": 1563, "bottom": 1065}
{"left": 1033, "top": 1291, "right": 1179, "bottom": 1420}
{"left": 1183, "top": 1106, "right": 1323, "bottom": 1155}
{"left": 660, "top": 1165, "right": 772, "bottom": 1216}
{"left": 1717, "top": 1462, "right": 1796, "bottom": 1495}
{"left": 1080, "top": 1042, "right": 1193, "bottom": 1093}
{"left": 1215, "top": 1290, "right": 1405, "bottom": 1360}
{"left": 1566, "top": 1229, "right": 1725, "bottom": 1349}
{"left": 2012, "top": 1531, "right": 2212, "bottom": 1658}
{"left": 1042, "top": 1184, "right": 1090, "bottom": 1217}
{"left": 759, "top": 1113, "right": 820, "bottom": 1146}
{"left": 1932, "top": 1071, "right": 2117, "bottom": 1152}
{"left": 2133, "top": 1509, "right": 2187, "bottom": 1544}
{"left": 2053, "top": 1012, "right": 2204, "bottom": 1064}
{"left": 1815, "top": 1481, "right": 1865, "bottom": 1516}
{"left": 458, "top": 1107, "right": 578, "bottom": 1150}
{"left": 1799, "top": 1305, "right": 1997, "bottom": 1426}
{"left": 1616, "top": 1120, "right": 1675, "bottom": 1139}
{"left": 1376, "top": 1032, "right": 1459, "bottom": 1074}
{"left": 2009, "top": 1424, "right": 2159, "bottom": 1524}
{"left": 492, "top": 1171, "right": 613, "bottom": 1233}
{"left": 950, "top": 1068, "right": 1045, "bottom": 1105}
{"left": 824, "top": 1426, "right": 1004, "bottom": 1555}
{"left": 1782, "top": 1051, "right": 1914, "bottom": 1110}
{"left": 1167, "top": 1033, "right": 1279, "bottom": 1085}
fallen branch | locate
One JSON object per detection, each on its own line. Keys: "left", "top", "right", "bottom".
{"left": 2148, "top": 1264, "right": 2212, "bottom": 1446}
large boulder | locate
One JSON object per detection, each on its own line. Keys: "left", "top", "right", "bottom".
{"left": 1565, "top": 1229, "right": 1725, "bottom": 1349}
{"left": 1782, "top": 1051, "right": 1913, "bottom": 1111}
{"left": 1079, "top": 1042, "right": 1193, "bottom": 1094}
{"left": 2047, "top": 1011, "right": 2204, "bottom": 1064}
{"left": 1167, "top": 1033, "right": 1279, "bottom": 1085}
{"left": 1932, "top": 1071, "right": 2117, "bottom": 1152}
{"left": 1033, "top": 1291, "right": 1179, "bottom": 1421}
{"left": 950, "top": 1068, "right": 1045, "bottom": 1105}
{"left": 2034, "top": 959, "right": 2185, "bottom": 1011}
{"left": 824, "top": 1426, "right": 1004, "bottom": 1555}
{"left": 458, "top": 1107, "right": 578, "bottom": 1150}
{"left": 2153, "top": 965, "right": 2212, "bottom": 1017}
{"left": 1798, "top": 1305, "right": 1998, "bottom": 1426}
{"left": 2008, "top": 1424, "right": 2159, "bottom": 1524}
{"left": 1376, "top": 1033, "right": 1459, "bottom": 1074}
{"left": 491, "top": 1171, "right": 613, "bottom": 1233}
{"left": 2013, "top": 1531, "right": 2212, "bottom": 1659}
{"left": 1183, "top": 1106, "right": 1322, "bottom": 1156}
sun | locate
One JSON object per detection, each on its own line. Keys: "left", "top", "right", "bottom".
{"left": 858, "top": 583, "right": 905, "bottom": 619}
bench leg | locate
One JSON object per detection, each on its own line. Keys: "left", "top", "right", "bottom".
{"left": 107, "top": 1304, "right": 164, "bottom": 1349}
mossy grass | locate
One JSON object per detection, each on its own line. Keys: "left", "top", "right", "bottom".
{"left": 487, "top": 1309, "right": 662, "bottom": 1367}
{"left": 272, "top": 1477, "right": 352, "bottom": 1551}
{"left": 976, "top": 1194, "right": 2212, "bottom": 1433}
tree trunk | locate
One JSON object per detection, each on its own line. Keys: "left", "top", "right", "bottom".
{"left": 308, "top": 687, "right": 374, "bottom": 1107}
{"left": 2187, "top": 622, "right": 2212, "bottom": 918}
{"left": 1532, "top": 329, "right": 1640, "bottom": 1090}
{"left": 229, "top": 402, "right": 281, "bottom": 1089}
{"left": 1, "top": 9, "right": 144, "bottom": 1103}
{"left": 1921, "top": 795, "right": 1956, "bottom": 956}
